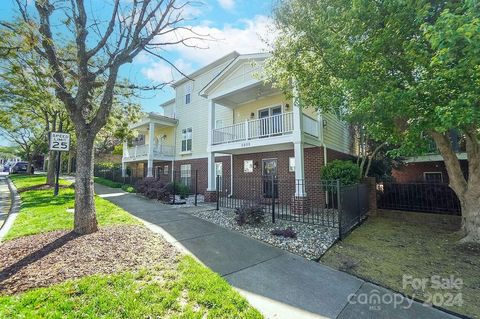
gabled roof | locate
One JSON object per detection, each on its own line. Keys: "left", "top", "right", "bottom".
{"left": 199, "top": 52, "right": 270, "bottom": 98}
{"left": 171, "top": 51, "right": 240, "bottom": 88}
{"left": 159, "top": 98, "right": 175, "bottom": 107}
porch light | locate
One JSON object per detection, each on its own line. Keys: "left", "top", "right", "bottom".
{"left": 250, "top": 112, "right": 255, "bottom": 119}
{"left": 285, "top": 103, "right": 290, "bottom": 109}
{"left": 323, "top": 119, "right": 328, "bottom": 127}
{"left": 254, "top": 161, "right": 258, "bottom": 169}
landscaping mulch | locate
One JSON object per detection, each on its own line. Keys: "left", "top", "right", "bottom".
{"left": 0, "top": 225, "right": 179, "bottom": 295}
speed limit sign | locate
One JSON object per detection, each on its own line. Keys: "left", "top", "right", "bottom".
{"left": 49, "top": 132, "right": 70, "bottom": 151}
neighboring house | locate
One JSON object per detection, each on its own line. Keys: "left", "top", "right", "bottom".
{"left": 122, "top": 51, "right": 356, "bottom": 201}
{"left": 392, "top": 132, "right": 468, "bottom": 183}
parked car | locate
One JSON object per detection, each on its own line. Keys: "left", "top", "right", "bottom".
{"left": 9, "top": 161, "right": 33, "bottom": 174}
{"left": 2, "top": 162, "right": 12, "bottom": 172}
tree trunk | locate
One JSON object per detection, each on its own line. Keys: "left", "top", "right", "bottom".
{"left": 74, "top": 133, "right": 98, "bottom": 235}
{"left": 459, "top": 189, "right": 480, "bottom": 243}
{"left": 46, "top": 150, "right": 56, "bottom": 185}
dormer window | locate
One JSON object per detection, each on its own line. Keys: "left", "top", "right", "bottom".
{"left": 185, "top": 82, "right": 193, "bottom": 105}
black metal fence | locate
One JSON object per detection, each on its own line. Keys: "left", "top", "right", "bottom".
{"left": 94, "top": 165, "right": 200, "bottom": 205}
{"left": 377, "top": 182, "right": 461, "bottom": 215}
{"left": 94, "top": 166, "right": 144, "bottom": 186}
{"left": 216, "top": 175, "right": 369, "bottom": 239}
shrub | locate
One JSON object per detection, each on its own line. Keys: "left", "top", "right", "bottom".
{"left": 135, "top": 178, "right": 170, "bottom": 201}
{"left": 121, "top": 184, "right": 135, "bottom": 193}
{"left": 271, "top": 227, "right": 297, "bottom": 239}
{"left": 165, "top": 182, "right": 190, "bottom": 199}
{"left": 321, "top": 160, "right": 360, "bottom": 186}
{"left": 234, "top": 204, "right": 265, "bottom": 226}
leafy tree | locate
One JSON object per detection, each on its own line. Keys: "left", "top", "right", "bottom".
{"left": 8, "top": 0, "right": 208, "bottom": 235}
{"left": 266, "top": 0, "right": 480, "bottom": 242}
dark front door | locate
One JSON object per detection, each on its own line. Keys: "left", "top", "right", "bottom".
{"left": 262, "top": 159, "right": 278, "bottom": 198}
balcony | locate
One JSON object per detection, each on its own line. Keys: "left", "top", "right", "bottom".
{"left": 210, "top": 112, "right": 320, "bottom": 153}
{"left": 212, "top": 112, "right": 294, "bottom": 145}
{"left": 123, "top": 144, "right": 175, "bottom": 162}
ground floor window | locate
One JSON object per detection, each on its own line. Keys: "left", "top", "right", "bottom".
{"left": 289, "top": 157, "right": 295, "bottom": 172}
{"left": 244, "top": 160, "right": 253, "bottom": 173}
{"left": 180, "top": 164, "right": 191, "bottom": 187}
{"left": 164, "top": 165, "right": 169, "bottom": 175}
{"left": 424, "top": 172, "right": 443, "bottom": 183}
{"left": 215, "top": 162, "right": 223, "bottom": 189}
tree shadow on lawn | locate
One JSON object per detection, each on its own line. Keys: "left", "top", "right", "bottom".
{"left": 19, "top": 190, "right": 75, "bottom": 210}
{"left": 0, "top": 232, "right": 79, "bottom": 289}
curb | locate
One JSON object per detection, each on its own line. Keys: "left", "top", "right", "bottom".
{"left": 0, "top": 177, "right": 21, "bottom": 241}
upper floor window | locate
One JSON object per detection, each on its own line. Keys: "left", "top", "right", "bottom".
{"left": 182, "top": 127, "right": 192, "bottom": 152}
{"left": 185, "top": 82, "right": 192, "bottom": 105}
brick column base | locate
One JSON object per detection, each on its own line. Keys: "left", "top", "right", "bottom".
{"left": 204, "top": 191, "right": 217, "bottom": 202}
{"left": 292, "top": 196, "right": 310, "bottom": 215}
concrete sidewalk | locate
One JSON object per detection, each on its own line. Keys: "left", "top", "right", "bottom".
{"left": 0, "top": 175, "right": 11, "bottom": 229}
{"left": 95, "top": 183, "right": 459, "bottom": 319}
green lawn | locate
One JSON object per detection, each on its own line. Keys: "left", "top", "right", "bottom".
{"left": 94, "top": 176, "right": 136, "bottom": 193}
{"left": 0, "top": 256, "right": 261, "bottom": 318}
{"left": 2, "top": 175, "right": 261, "bottom": 318}
{"left": 5, "top": 175, "right": 140, "bottom": 240}
{"left": 9, "top": 174, "right": 71, "bottom": 191}
{"left": 321, "top": 215, "right": 480, "bottom": 318}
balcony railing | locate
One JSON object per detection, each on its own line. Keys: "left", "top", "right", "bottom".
{"left": 124, "top": 144, "right": 175, "bottom": 160}
{"left": 212, "top": 112, "right": 295, "bottom": 145}
{"left": 302, "top": 114, "right": 319, "bottom": 137}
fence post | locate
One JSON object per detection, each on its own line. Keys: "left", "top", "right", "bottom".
{"left": 216, "top": 175, "right": 220, "bottom": 211}
{"left": 194, "top": 170, "right": 198, "bottom": 206}
{"left": 271, "top": 174, "right": 275, "bottom": 223}
{"left": 337, "top": 180, "right": 342, "bottom": 239}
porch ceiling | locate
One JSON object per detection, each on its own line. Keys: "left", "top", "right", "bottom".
{"left": 214, "top": 82, "right": 281, "bottom": 108}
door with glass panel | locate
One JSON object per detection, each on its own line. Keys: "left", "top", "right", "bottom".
{"left": 262, "top": 159, "right": 278, "bottom": 198}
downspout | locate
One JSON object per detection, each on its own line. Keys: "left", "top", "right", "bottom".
{"left": 229, "top": 154, "right": 233, "bottom": 197}
{"left": 172, "top": 110, "right": 177, "bottom": 183}
{"left": 319, "top": 112, "right": 329, "bottom": 205}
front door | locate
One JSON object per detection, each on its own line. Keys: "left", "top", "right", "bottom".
{"left": 270, "top": 106, "right": 282, "bottom": 135}
{"left": 262, "top": 159, "right": 278, "bottom": 198}
{"left": 259, "top": 109, "right": 270, "bottom": 137}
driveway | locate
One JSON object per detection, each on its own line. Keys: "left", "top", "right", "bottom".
{"left": 94, "top": 183, "right": 459, "bottom": 319}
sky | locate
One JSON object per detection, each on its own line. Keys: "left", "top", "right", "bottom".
{"left": 0, "top": 0, "right": 275, "bottom": 112}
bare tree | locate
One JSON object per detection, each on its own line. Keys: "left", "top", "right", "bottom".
{"left": 15, "top": 0, "right": 207, "bottom": 234}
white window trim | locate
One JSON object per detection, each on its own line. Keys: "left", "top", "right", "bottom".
{"left": 181, "top": 127, "right": 192, "bottom": 152}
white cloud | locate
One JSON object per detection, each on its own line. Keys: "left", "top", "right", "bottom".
{"left": 140, "top": 15, "right": 277, "bottom": 83}
{"left": 217, "top": 0, "right": 235, "bottom": 11}
{"left": 141, "top": 58, "right": 194, "bottom": 83}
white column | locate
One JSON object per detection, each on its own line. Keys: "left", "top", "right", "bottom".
{"left": 292, "top": 80, "right": 306, "bottom": 196}
{"left": 121, "top": 162, "right": 127, "bottom": 177}
{"left": 147, "top": 122, "right": 155, "bottom": 177}
{"left": 294, "top": 141, "right": 306, "bottom": 197}
{"left": 207, "top": 151, "right": 216, "bottom": 191}
{"left": 207, "top": 100, "right": 215, "bottom": 149}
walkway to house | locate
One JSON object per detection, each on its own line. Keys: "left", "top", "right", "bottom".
{"left": 94, "top": 183, "right": 459, "bottom": 319}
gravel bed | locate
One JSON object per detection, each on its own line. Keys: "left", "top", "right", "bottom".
{"left": 169, "top": 194, "right": 205, "bottom": 207}
{"left": 191, "top": 208, "right": 339, "bottom": 260}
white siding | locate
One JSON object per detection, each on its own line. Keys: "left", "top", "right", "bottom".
{"left": 173, "top": 59, "right": 235, "bottom": 159}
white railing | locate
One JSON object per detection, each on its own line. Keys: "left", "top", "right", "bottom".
{"left": 302, "top": 114, "right": 319, "bottom": 137}
{"left": 211, "top": 112, "right": 294, "bottom": 145}
{"left": 212, "top": 122, "right": 245, "bottom": 145}
{"left": 124, "top": 144, "right": 174, "bottom": 159}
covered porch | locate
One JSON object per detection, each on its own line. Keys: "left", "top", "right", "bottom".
{"left": 122, "top": 113, "right": 178, "bottom": 177}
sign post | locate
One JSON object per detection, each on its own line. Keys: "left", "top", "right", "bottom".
{"left": 49, "top": 131, "right": 70, "bottom": 196}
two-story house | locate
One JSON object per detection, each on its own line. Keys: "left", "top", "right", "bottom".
{"left": 122, "top": 51, "right": 356, "bottom": 202}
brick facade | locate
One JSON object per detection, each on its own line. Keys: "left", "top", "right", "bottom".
{"left": 127, "top": 146, "right": 352, "bottom": 205}
{"left": 392, "top": 160, "right": 468, "bottom": 183}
